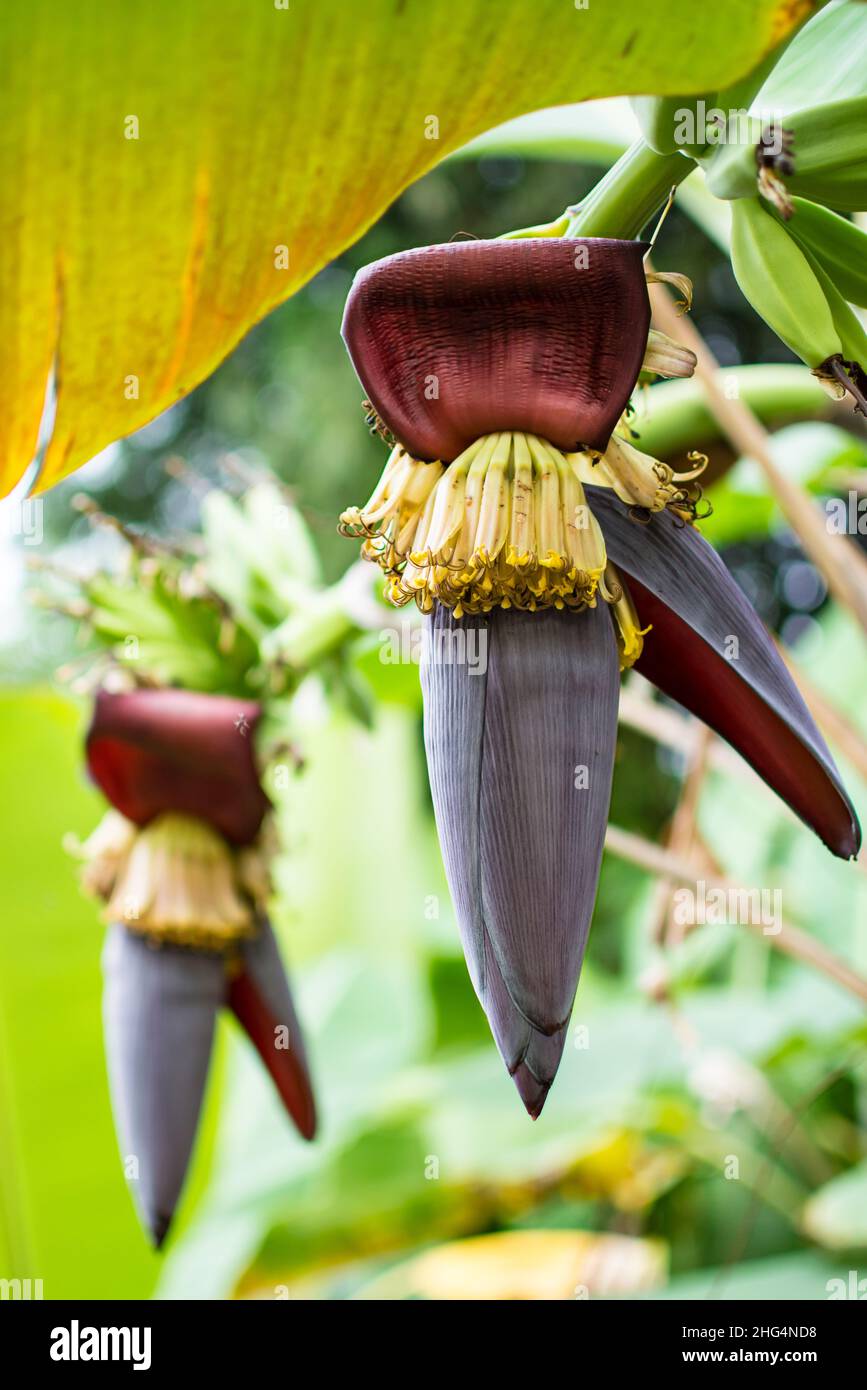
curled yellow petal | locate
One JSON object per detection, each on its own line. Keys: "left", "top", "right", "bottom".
{"left": 645, "top": 269, "right": 694, "bottom": 313}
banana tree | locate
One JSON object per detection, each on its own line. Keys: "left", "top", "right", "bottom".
{"left": 6, "top": 0, "right": 867, "bottom": 1243}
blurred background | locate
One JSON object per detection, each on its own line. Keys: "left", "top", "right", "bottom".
{"left": 1, "top": 100, "right": 866, "bottom": 1301}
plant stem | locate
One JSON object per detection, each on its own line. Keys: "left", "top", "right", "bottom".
{"left": 647, "top": 724, "right": 713, "bottom": 948}
{"left": 564, "top": 139, "right": 695, "bottom": 241}
{"left": 632, "top": 364, "right": 829, "bottom": 458}
{"left": 604, "top": 823, "right": 867, "bottom": 1005}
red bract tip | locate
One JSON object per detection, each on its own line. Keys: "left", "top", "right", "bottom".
{"left": 86, "top": 688, "right": 271, "bottom": 846}
{"left": 228, "top": 919, "right": 317, "bottom": 1141}
{"left": 342, "top": 237, "right": 650, "bottom": 461}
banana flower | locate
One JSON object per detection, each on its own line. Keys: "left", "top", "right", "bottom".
{"left": 338, "top": 238, "right": 861, "bottom": 1117}
{"left": 72, "top": 687, "right": 315, "bottom": 1245}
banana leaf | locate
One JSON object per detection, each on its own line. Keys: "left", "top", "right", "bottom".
{"left": 0, "top": 0, "right": 811, "bottom": 495}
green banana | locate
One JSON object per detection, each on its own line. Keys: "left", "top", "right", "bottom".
{"left": 630, "top": 95, "right": 711, "bottom": 157}
{"left": 796, "top": 242, "right": 867, "bottom": 377}
{"left": 705, "top": 96, "right": 867, "bottom": 210}
{"left": 786, "top": 198, "right": 867, "bottom": 310}
{"left": 784, "top": 165, "right": 867, "bottom": 214}
{"left": 729, "top": 199, "right": 841, "bottom": 369}
{"left": 781, "top": 96, "right": 867, "bottom": 177}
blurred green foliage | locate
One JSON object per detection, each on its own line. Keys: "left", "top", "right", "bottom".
{"left": 2, "top": 147, "right": 867, "bottom": 1301}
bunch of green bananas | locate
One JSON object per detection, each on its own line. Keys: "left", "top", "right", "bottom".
{"left": 701, "top": 1, "right": 867, "bottom": 211}
{"left": 729, "top": 197, "right": 867, "bottom": 415}
{"left": 703, "top": 96, "right": 867, "bottom": 212}
{"left": 35, "top": 478, "right": 384, "bottom": 711}
{"left": 633, "top": 2, "right": 867, "bottom": 212}
{"left": 632, "top": 2, "right": 867, "bottom": 416}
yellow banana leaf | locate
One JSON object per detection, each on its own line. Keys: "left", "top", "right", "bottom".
{"left": 0, "top": 0, "right": 813, "bottom": 495}
{"left": 355, "top": 1229, "right": 668, "bottom": 1300}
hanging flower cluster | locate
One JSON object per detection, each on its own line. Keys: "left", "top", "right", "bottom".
{"left": 338, "top": 237, "right": 860, "bottom": 1117}
{"left": 70, "top": 688, "right": 315, "bottom": 1246}
{"left": 341, "top": 431, "right": 706, "bottom": 635}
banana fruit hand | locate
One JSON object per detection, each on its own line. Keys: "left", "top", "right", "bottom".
{"left": 730, "top": 199, "right": 839, "bottom": 367}
{"left": 785, "top": 198, "right": 867, "bottom": 312}
{"left": 730, "top": 199, "right": 867, "bottom": 417}
{"left": 705, "top": 96, "right": 867, "bottom": 216}
{"left": 780, "top": 97, "right": 867, "bottom": 212}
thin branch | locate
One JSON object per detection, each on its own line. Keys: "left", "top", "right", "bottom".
{"left": 619, "top": 682, "right": 799, "bottom": 820}
{"left": 647, "top": 724, "right": 712, "bottom": 947}
{"left": 604, "top": 823, "right": 867, "bottom": 1005}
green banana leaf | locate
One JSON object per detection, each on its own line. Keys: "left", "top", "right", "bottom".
{"left": 0, "top": 690, "right": 162, "bottom": 1297}
{"left": 802, "top": 1160, "right": 867, "bottom": 1250}
{"left": 455, "top": 99, "right": 638, "bottom": 165}
{"left": 649, "top": 1250, "right": 860, "bottom": 1300}
{"left": 0, "top": 0, "right": 815, "bottom": 496}
{"left": 752, "top": 0, "right": 867, "bottom": 113}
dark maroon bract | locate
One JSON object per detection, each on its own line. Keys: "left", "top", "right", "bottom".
{"left": 86, "top": 688, "right": 270, "bottom": 846}
{"left": 342, "top": 238, "right": 651, "bottom": 460}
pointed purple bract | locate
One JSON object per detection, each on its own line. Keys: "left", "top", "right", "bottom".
{"left": 102, "top": 926, "right": 226, "bottom": 1247}
{"left": 421, "top": 604, "right": 619, "bottom": 1116}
